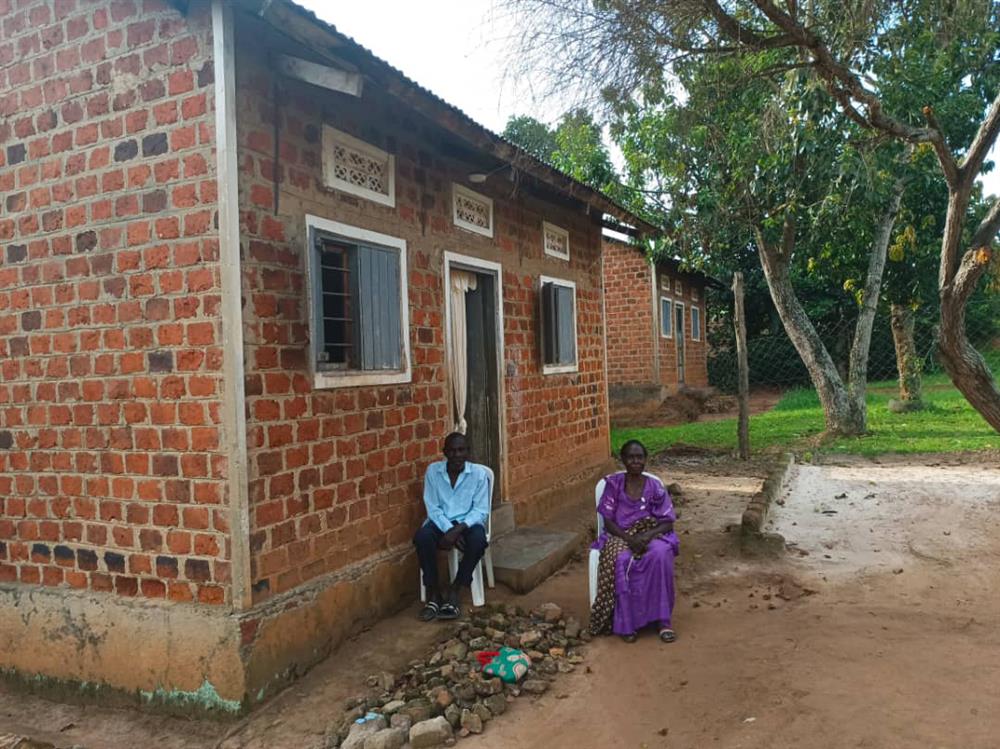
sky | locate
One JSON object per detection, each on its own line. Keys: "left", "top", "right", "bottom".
{"left": 295, "top": 0, "right": 999, "bottom": 200}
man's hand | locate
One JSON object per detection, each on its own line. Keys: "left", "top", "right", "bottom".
{"left": 439, "top": 523, "right": 466, "bottom": 551}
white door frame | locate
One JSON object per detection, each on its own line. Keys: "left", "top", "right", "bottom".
{"left": 443, "top": 252, "right": 507, "bottom": 501}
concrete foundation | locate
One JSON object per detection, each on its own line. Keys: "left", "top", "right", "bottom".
{"left": 0, "top": 546, "right": 415, "bottom": 717}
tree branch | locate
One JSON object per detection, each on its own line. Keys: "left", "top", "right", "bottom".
{"left": 960, "top": 89, "right": 1000, "bottom": 184}
{"left": 744, "top": 0, "right": 943, "bottom": 147}
{"left": 921, "top": 106, "right": 960, "bottom": 188}
{"left": 970, "top": 195, "right": 1000, "bottom": 249}
{"left": 701, "top": 0, "right": 799, "bottom": 51}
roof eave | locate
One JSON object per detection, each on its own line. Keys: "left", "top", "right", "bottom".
{"left": 230, "top": 0, "right": 659, "bottom": 237}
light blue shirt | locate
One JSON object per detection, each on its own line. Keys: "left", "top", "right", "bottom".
{"left": 423, "top": 460, "right": 490, "bottom": 533}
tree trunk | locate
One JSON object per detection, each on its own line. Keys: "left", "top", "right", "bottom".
{"left": 889, "top": 304, "right": 923, "bottom": 408}
{"left": 938, "top": 246, "right": 1000, "bottom": 431}
{"left": 846, "top": 174, "right": 906, "bottom": 421}
{"left": 733, "top": 272, "right": 750, "bottom": 460}
{"left": 754, "top": 231, "right": 862, "bottom": 436}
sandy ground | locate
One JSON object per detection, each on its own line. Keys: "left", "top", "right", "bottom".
{"left": 5, "top": 453, "right": 1000, "bottom": 749}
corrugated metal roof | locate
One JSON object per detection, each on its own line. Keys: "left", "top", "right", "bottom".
{"left": 233, "top": 0, "right": 657, "bottom": 235}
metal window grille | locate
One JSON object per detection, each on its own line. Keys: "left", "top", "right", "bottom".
{"left": 313, "top": 234, "right": 402, "bottom": 371}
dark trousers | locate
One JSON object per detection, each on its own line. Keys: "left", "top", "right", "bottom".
{"left": 413, "top": 522, "right": 488, "bottom": 591}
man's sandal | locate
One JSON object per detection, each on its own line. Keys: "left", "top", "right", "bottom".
{"left": 658, "top": 628, "right": 677, "bottom": 643}
{"left": 418, "top": 602, "right": 439, "bottom": 622}
{"left": 621, "top": 633, "right": 638, "bottom": 643}
{"left": 437, "top": 602, "right": 461, "bottom": 620}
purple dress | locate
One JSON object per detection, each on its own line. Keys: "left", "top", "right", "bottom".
{"left": 591, "top": 473, "right": 678, "bottom": 635}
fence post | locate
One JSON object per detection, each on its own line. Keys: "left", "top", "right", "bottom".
{"left": 733, "top": 272, "right": 750, "bottom": 460}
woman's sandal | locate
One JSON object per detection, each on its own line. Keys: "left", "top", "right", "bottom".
{"left": 621, "top": 633, "right": 638, "bottom": 643}
{"left": 418, "top": 601, "right": 439, "bottom": 622}
{"left": 437, "top": 602, "right": 461, "bottom": 620}
{"left": 658, "top": 628, "right": 677, "bottom": 643}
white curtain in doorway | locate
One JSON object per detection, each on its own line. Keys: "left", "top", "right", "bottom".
{"left": 449, "top": 270, "right": 478, "bottom": 434}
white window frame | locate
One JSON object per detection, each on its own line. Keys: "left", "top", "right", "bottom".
{"left": 452, "top": 183, "right": 494, "bottom": 238}
{"left": 539, "top": 275, "right": 578, "bottom": 375}
{"left": 321, "top": 126, "right": 396, "bottom": 207}
{"left": 659, "top": 296, "right": 673, "bottom": 338}
{"left": 691, "top": 305, "right": 702, "bottom": 341}
{"left": 542, "top": 221, "right": 570, "bottom": 261}
{"left": 691, "top": 286, "right": 700, "bottom": 302}
{"left": 304, "top": 215, "right": 411, "bottom": 389}
{"left": 674, "top": 279, "right": 683, "bottom": 295}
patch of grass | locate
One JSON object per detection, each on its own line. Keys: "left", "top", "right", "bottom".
{"left": 613, "top": 364, "right": 1000, "bottom": 457}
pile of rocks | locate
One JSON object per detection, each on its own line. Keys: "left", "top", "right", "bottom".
{"left": 328, "top": 602, "right": 588, "bottom": 749}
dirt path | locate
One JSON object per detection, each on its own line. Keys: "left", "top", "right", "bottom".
{"left": 4, "top": 454, "right": 1000, "bottom": 748}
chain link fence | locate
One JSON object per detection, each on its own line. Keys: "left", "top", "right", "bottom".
{"left": 706, "top": 295, "right": 1000, "bottom": 394}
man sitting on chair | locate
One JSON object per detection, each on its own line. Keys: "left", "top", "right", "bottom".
{"left": 414, "top": 432, "right": 490, "bottom": 621}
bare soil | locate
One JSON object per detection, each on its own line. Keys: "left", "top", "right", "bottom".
{"left": 4, "top": 453, "right": 1000, "bottom": 749}
{"left": 618, "top": 387, "right": 784, "bottom": 429}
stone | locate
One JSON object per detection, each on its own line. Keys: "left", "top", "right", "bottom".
{"left": 402, "top": 698, "right": 434, "bottom": 723}
{"left": 520, "top": 630, "right": 542, "bottom": 647}
{"left": 474, "top": 677, "right": 503, "bottom": 696}
{"left": 444, "top": 703, "right": 462, "bottom": 728}
{"left": 439, "top": 664, "right": 454, "bottom": 680}
{"left": 454, "top": 682, "right": 476, "bottom": 702}
{"left": 526, "top": 649, "right": 545, "bottom": 661}
{"left": 538, "top": 602, "right": 562, "bottom": 623}
{"left": 564, "top": 618, "right": 582, "bottom": 639}
{"left": 389, "top": 713, "right": 412, "bottom": 733}
{"left": 382, "top": 700, "right": 405, "bottom": 716}
{"left": 442, "top": 640, "right": 468, "bottom": 661}
{"left": 434, "top": 689, "right": 454, "bottom": 709}
{"left": 667, "top": 482, "right": 683, "bottom": 497}
{"left": 460, "top": 709, "right": 483, "bottom": 734}
{"left": 468, "top": 636, "right": 488, "bottom": 649}
{"left": 473, "top": 702, "right": 493, "bottom": 723}
{"left": 521, "top": 679, "right": 549, "bottom": 695}
{"left": 342, "top": 715, "right": 388, "bottom": 749}
{"left": 363, "top": 728, "right": 405, "bottom": 749}
{"left": 549, "top": 647, "right": 565, "bottom": 658}
{"left": 409, "top": 716, "right": 454, "bottom": 749}
{"left": 484, "top": 693, "right": 507, "bottom": 716}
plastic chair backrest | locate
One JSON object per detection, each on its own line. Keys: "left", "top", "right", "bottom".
{"left": 594, "top": 471, "right": 665, "bottom": 538}
{"left": 482, "top": 465, "right": 494, "bottom": 540}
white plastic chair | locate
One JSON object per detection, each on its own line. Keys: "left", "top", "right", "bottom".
{"left": 588, "top": 471, "right": 664, "bottom": 607}
{"left": 420, "top": 465, "right": 495, "bottom": 608}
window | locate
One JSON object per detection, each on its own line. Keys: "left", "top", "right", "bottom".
{"left": 691, "top": 306, "right": 702, "bottom": 341}
{"left": 660, "top": 297, "right": 672, "bottom": 338}
{"left": 540, "top": 277, "right": 577, "bottom": 373}
{"left": 453, "top": 183, "right": 493, "bottom": 237}
{"left": 321, "top": 126, "right": 395, "bottom": 207}
{"left": 674, "top": 279, "right": 683, "bottom": 295}
{"left": 691, "top": 286, "right": 700, "bottom": 302}
{"left": 305, "top": 216, "right": 410, "bottom": 388}
{"left": 542, "top": 221, "right": 570, "bottom": 260}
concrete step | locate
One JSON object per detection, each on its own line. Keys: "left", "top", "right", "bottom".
{"left": 489, "top": 526, "right": 581, "bottom": 594}
{"left": 490, "top": 502, "right": 515, "bottom": 539}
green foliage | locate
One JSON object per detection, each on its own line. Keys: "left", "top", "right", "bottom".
{"left": 501, "top": 110, "right": 635, "bottom": 207}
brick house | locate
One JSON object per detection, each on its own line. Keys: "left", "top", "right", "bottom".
{"left": 0, "top": 0, "right": 654, "bottom": 712}
{"left": 603, "top": 237, "right": 717, "bottom": 414}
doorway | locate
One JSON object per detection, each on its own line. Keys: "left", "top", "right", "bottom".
{"left": 445, "top": 254, "right": 503, "bottom": 503}
{"left": 675, "top": 302, "right": 686, "bottom": 385}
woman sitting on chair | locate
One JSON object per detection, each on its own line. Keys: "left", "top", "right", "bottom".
{"left": 590, "top": 439, "right": 678, "bottom": 643}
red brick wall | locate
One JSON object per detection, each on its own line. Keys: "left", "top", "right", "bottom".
{"left": 233, "top": 31, "right": 610, "bottom": 602}
{"left": 654, "top": 268, "right": 709, "bottom": 390}
{"left": 0, "top": 0, "right": 232, "bottom": 604}
{"left": 602, "top": 239, "right": 655, "bottom": 387}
